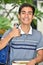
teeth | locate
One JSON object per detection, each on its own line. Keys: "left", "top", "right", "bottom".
{"left": 25, "top": 19, "right": 29, "bottom": 21}
{"left": 23, "top": 18, "right": 29, "bottom": 21}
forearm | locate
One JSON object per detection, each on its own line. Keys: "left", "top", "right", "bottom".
{"left": 0, "top": 32, "right": 15, "bottom": 50}
{"left": 32, "top": 53, "right": 43, "bottom": 64}
{"left": 26, "top": 50, "right": 43, "bottom": 65}
{"left": 0, "top": 27, "right": 20, "bottom": 50}
{"left": 32, "top": 50, "right": 43, "bottom": 64}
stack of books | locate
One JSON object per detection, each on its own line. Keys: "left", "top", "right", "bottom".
{"left": 12, "top": 61, "right": 29, "bottom": 65}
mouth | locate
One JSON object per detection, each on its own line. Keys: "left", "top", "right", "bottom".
{"left": 23, "top": 18, "right": 29, "bottom": 21}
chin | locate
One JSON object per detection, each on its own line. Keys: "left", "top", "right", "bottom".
{"left": 23, "top": 23, "right": 30, "bottom": 25}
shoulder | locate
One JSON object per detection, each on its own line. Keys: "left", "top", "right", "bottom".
{"left": 4, "top": 29, "right": 11, "bottom": 35}
{"left": 2, "top": 29, "right": 11, "bottom": 39}
{"left": 33, "top": 29, "right": 42, "bottom": 35}
{"left": 32, "top": 29, "right": 42, "bottom": 39}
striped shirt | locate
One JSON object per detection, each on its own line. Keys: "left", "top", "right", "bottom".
{"left": 2, "top": 26, "right": 43, "bottom": 65}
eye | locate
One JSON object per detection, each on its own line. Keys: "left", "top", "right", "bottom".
{"left": 28, "top": 11, "right": 33, "bottom": 15}
{"left": 21, "top": 11, "right": 25, "bottom": 14}
{"left": 22, "top": 12, "right": 25, "bottom": 14}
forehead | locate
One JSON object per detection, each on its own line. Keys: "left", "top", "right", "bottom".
{"left": 21, "top": 7, "right": 33, "bottom": 12}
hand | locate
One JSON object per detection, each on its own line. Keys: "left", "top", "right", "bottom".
{"left": 26, "top": 60, "right": 36, "bottom": 65}
{"left": 10, "top": 26, "right": 20, "bottom": 38}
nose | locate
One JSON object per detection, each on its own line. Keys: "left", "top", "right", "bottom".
{"left": 25, "top": 13, "right": 29, "bottom": 17}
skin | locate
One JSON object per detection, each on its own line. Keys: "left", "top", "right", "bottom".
{"left": 18, "top": 7, "right": 43, "bottom": 65}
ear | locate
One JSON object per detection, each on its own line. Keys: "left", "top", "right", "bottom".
{"left": 18, "top": 14, "right": 20, "bottom": 19}
{"left": 32, "top": 15, "right": 35, "bottom": 19}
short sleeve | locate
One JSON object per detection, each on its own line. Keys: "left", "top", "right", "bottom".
{"left": 1, "top": 29, "right": 11, "bottom": 39}
{"left": 36, "top": 34, "right": 43, "bottom": 51}
{"left": 1, "top": 29, "right": 11, "bottom": 46}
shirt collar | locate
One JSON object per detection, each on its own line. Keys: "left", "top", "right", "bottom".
{"left": 19, "top": 25, "right": 32, "bottom": 35}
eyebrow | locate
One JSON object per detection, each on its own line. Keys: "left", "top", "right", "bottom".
{"left": 21, "top": 11, "right": 33, "bottom": 13}
{"left": 21, "top": 11, "right": 26, "bottom": 12}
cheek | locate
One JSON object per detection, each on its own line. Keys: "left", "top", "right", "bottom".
{"left": 29, "top": 16, "right": 33, "bottom": 20}
{"left": 19, "top": 16, "right": 24, "bottom": 21}
{"left": 29, "top": 15, "right": 33, "bottom": 18}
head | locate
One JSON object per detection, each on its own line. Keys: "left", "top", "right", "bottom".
{"left": 18, "top": 3, "right": 35, "bottom": 15}
{"left": 18, "top": 3, "right": 35, "bottom": 26}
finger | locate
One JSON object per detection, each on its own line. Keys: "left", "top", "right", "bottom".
{"left": 14, "top": 24, "right": 19, "bottom": 29}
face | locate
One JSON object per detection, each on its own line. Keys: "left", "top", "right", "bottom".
{"left": 18, "top": 7, "right": 34, "bottom": 25}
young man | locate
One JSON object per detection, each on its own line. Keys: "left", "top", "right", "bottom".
{"left": 0, "top": 3, "right": 43, "bottom": 65}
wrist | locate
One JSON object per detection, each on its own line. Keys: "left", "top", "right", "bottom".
{"left": 31, "top": 59, "right": 37, "bottom": 65}
{"left": 9, "top": 32, "right": 14, "bottom": 39}
{"left": 9, "top": 31, "right": 17, "bottom": 38}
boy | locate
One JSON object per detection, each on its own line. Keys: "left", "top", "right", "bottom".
{"left": 0, "top": 3, "right": 43, "bottom": 65}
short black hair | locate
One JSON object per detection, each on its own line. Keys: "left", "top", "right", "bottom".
{"left": 18, "top": 3, "right": 35, "bottom": 15}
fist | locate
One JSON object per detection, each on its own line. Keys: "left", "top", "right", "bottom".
{"left": 10, "top": 26, "right": 20, "bottom": 38}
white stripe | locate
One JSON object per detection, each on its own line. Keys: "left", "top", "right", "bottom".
{"left": 36, "top": 47, "right": 43, "bottom": 51}
{"left": 12, "top": 40, "right": 38, "bottom": 43}
{"left": 12, "top": 45, "right": 36, "bottom": 48}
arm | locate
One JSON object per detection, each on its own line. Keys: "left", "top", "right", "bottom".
{"left": 0, "top": 26, "right": 20, "bottom": 50}
{"left": 26, "top": 49, "right": 43, "bottom": 65}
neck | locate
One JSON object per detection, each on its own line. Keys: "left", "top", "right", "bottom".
{"left": 21, "top": 24, "right": 30, "bottom": 34}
